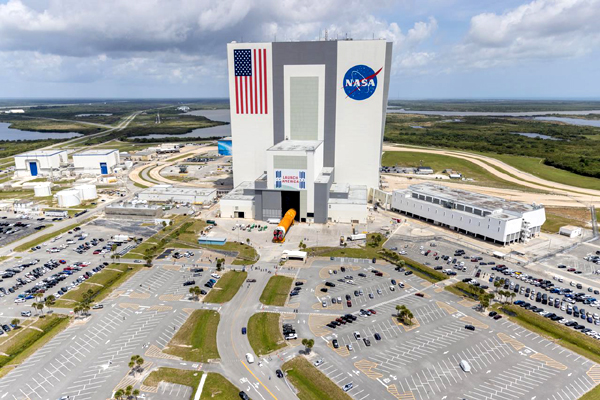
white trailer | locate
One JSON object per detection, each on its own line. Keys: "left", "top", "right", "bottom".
{"left": 347, "top": 234, "right": 367, "bottom": 241}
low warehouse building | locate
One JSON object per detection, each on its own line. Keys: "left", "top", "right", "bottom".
{"left": 14, "top": 150, "right": 67, "bottom": 177}
{"left": 559, "top": 225, "right": 582, "bottom": 238}
{"left": 138, "top": 185, "right": 216, "bottom": 204}
{"left": 105, "top": 202, "right": 163, "bottom": 219}
{"left": 391, "top": 183, "right": 546, "bottom": 245}
{"left": 73, "top": 149, "right": 120, "bottom": 175}
{"left": 44, "top": 209, "right": 69, "bottom": 218}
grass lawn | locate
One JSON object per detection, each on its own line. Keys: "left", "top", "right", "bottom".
{"left": 200, "top": 241, "right": 259, "bottom": 265}
{"left": 177, "top": 219, "right": 208, "bottom": 246}
{"left": 122, "top": 216, "right": 194, "bottom": 259}
{"left": 247, "top": 312, "right": 286, "bottom": 356}
{"left": 580, "top": 384, "right": 600, "bottom": 400}
{"left": 15, "top": 219, "right": 92, "bottom": 252}
{"left": 381, "top": 151, "right": 538, "bottom": 191}
{"left": 542, "top": 206, "right": 590, "bottom": 233}
{"left": 260, "top": 276, "right": 294, "bottom": 306}
{"left": 143, "top": 369, "right": 239, "bottom": 400}
{"left": 444, "top": 281, "right": 484, "bottom": 301}
{"left": 283, "top": 356, "right": 352, "bottom": 400}
{"left": 163, "top": 310, "right": 220, "bottom": 362}
{"left": 488, "top": 153, "right": 600, "bottom": 192}
{"left": 54, "top": 264, "right": 140, "bottom": 307}
{"left": 496, "top": 304, "right": 600, "bottom": 364}
{"left": 203, "top": 271, "right": 247, "bottom": 304}
{"left": 0, "top": 314, "right": 70, "bottom": 378}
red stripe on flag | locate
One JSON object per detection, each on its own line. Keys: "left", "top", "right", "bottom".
{"left": 263, "top": 49, "right": 267, "bottom": 114}
{"left": 244, "top": 76, "right": 248, "bottom": 114}
{"left": 249, "top": 63, "right": 253, "bottom": 114}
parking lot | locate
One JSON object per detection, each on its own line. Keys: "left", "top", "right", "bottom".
{"left": 287, "top": 255, "right": 600, "bottom": 400}
{"left": 0, "top": 217, "right": 49, "bottom": 248}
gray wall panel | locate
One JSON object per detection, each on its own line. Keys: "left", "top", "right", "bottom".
{"left": 272, "top": 41, "right": 338, "bottom": 168}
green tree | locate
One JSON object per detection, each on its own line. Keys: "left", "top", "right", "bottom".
{"left": 113, "top": 389, "right": 124, "bottom": 399}
{"left": 189, "top": 286, "right": 201, "bottom": 301}
{"left": 124, "top": 385, "right": 133, "bottom": 398}
{"left": 11, "top": 318, "right": 20, "bottom": 328}
{"left": 45, "top": 295, "right": 56, "bottom": 313}
{"left": 301, "top": 338, "right": 314, "bottom": 354}
{"left": 132, "top": 388, "right": 140, "bottom": 399}
{"left": 494, "top": 280, "right": 501, "bottom": 292}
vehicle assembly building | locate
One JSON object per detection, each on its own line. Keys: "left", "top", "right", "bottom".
{"left": 391, "top": 183, "right": 546, "bottom": 245}
{"left": 72, "top": 149, "right": 120, "bottom": 175}
{"left": 14, "top": 150, "right": 67, "bottom": 177}
{"left": 221, "top": 39, "right": 392, "bottom": 223}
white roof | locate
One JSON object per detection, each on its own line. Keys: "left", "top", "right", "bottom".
{"left": 282, "top": 250, "right": 307, "bottom": 257}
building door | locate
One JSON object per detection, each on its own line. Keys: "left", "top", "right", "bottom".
{"left": 234, "top": 211, "right": 245, "bottom": 218}
{"left": 100, "top": 162, "right": 108, "bottom": 174}
{"left": 29, "top": 162, "right": 38, "bottom": 176}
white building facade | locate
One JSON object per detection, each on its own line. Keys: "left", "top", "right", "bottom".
{"left": 14, "top": 150, "right": 67, "bottom": 177}
{"left": 138, "top": 185, "right": 216, "bottom": 204}
{"left": 223, "top": 39, "right": 392, "bottom": 223}
{"left": 391, "top": 183, "right": 546, "bottom": 245}
{"left": 73, "top": 149, "right": 120, "bottom": 175}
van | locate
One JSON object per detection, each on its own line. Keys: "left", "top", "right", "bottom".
{"left": 459, "top": 360, "right": 471, "bottom": 372}
{"left": 245, "top": 353, "right": 254, "bottom": 363}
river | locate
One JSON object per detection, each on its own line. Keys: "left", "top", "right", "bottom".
{"left": 129, "top": 109, "right": 231, "bottom": 140}
{"left": 0, "top": 122, "right": 81, "bottom": 140}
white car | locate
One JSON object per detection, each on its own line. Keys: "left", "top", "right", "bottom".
{"left": 245, "top": 353, "right": 254, "bottom": 363}
{"left": 398, "top": 250, "right": 407, "bottom": 255}
{"left": 314, "top": 359, "right": 323, "bottom": 367}
{"left": 14, "top": 298, "right": 25, "bottom": 303}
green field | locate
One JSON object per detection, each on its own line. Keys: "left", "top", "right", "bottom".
{"left": 0, "top": 315, "right": 70, "bottom": 377}
{"left": 247, "top": 312, "right": 286, "bottom": 356}
{"left": 200, "top": 241, "right": 259, "bottom": 265}
{"left": 381, "top": 151, "right": 543, "bottom": 192}
{"left": 283, "top": 357, "right": 352, "bottom": 400}
{"left": 203, "top": 271, "right": 247, "bottom": 304}
{"left": 54, "top": 264, "right": 140, "bottom": 307}
{"left": 163, "top": 310, "right": 220, "bottom": 362}
{"left": 260, "top": 276, "right": 294, "bottom": 306}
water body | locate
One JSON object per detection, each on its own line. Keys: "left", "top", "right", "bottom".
{"left": 0, "top": 122, "right": 81, "bottom": 140}
{"left": 388, "top": 108, "right": 600, "bottom": 117}
{"left": 410, "top": 126, "right": 424, "bottom": 129}
{"left": 129, "top": 109, "right": 231, "bottom": 139}
{"left": 534, "top": 116, "right": 600, "bottom": 128}
{"left": 75, "top": 113, "right": 113, "bottom": 117}
{"left": 509, "top": 132, "right": 560, "bottom": 140}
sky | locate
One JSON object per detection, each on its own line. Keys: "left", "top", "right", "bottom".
{"left": 0, "top": 0, "right": 599, "bottom": 99}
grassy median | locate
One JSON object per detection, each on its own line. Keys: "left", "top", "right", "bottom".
{"left": 0, "top": 314, "right": 70, "bottom": 378}
{"left": 283, "top": 356, "right": 352, "bottom": 400}
{"left": 247, "top": 312, "right": 286, "bottom": 356}
{"left": 54, "top": 264, "right": 140, "bottom": 307}
{"left": 260, "top": 276, "right": 294, "bottom": 306}
{"left": 163, "top": 310, "right": 220, "bottom": 362}
{"left": 143, "top": 368, "right": 239, "bottom": 400}
{"left": 200, "top": 241, "right": 259, "bottom": 265}
{"left": 203, "top": 270, "right": 247, "bottom": 304}
{"left": 497, "top": 304, "right": 600, "bottom": 364}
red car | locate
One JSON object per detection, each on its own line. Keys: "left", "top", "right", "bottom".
{"left": 375, "top": 272, "right": 383, "bottom": 277}
{"left": 59, "top": 260, "right": 66, "bottom": 264}
{"left": 368, "top": 309, "right": 377, "bottom": 315}
{"left": 567, "top": 268, "right": 576, "bottom": 272}
{"left": 347, "top": 300, "right": 352, "bottom": 307}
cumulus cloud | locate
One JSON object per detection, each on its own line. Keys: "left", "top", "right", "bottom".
{"left": 0, "top": 0, "right": 437, "bottom": 91}
{"left": 453, "top": 0, "right": 600, "bottom": 68}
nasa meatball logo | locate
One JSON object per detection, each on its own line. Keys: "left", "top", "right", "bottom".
{"left": 343, "top": 65, "right": 382, "bottom": 101}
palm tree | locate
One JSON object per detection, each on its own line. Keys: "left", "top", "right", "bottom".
{"left": 11, "top": 318, "right": 20, "bottom": 328}
{"left": 510, "top": 292, "right": 516, "bottom": 304}
{"left": 31, "top": 301, "right": 39, "bottom": 315}
{"left": 74, "top": 305, "right": 82, "bottom": 316}
{"left": 36, "top": 302, "right": 44, "bottom": 315}
{"left": 494, "top": 280, "right": 501, "bottom": 292}
{"left": 135, "top": 356, "right": 144, "bottom": 371}
{"left": 124, "top": 385, "right": 133, "bottom": 398}
{"left": 45, "top": 295, "right": 56, "bottom": 313}
{"left": 113, "top": 389, "right": 124, "bottom": 399}
{"left": 189, "top": 286, "right": 201, "bottom": 301}
{"left": 302, "top": 338, "right": 314, "bottom": 354}
{"left": 132, "top": 389, "right": 140, "bottom": 399}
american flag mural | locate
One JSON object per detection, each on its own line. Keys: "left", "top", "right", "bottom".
{"left": 234, "top": 48, "right": 268, "bottom": 115}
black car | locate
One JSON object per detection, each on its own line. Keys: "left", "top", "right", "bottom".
{"left": 332, "top": 339, "right": 339, "bottom": 348}
{"left": 345, "top": 294, "right": 351, "bottom": 301}
{"left": 363, "top": 338, "right": 371, "bottom": 346}
{"left": 276, "top": 369, "right": 284, "bottom": 378}
{"left": 239, "top": 391, "right": 250, "bottom": 400}
{"left": 374, "top": 333, "right": 381, "bottom": 341}
{"left": 488, "top": 311, "right": 498, "bottom": 317}
{"left": 464, "top": 325, "right": 475, "bottom": 331}
{"left": 404, "top": 271, "right": 413, "bottom": 276}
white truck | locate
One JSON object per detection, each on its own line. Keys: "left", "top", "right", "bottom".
{"left": 267, "top": 218, "right": 281, "bottom": 224}
{"left": 347, "top": 234, "right": 367, "bottom": 241}
{"left": 112, "top": 234, "right": 130, "bottom": 243}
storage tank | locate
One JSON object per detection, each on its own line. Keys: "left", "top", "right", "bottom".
{"left": 33, "top": 182, "right": 52, "bottom": 197}
{"left": 124, "top": 161, "right": 133, "bottom": 169}
{"left": 75, "top": 184, "right": 97, "bottom": 200}
{"left": 57, "top": 189, "right": 81, "bottom": 207}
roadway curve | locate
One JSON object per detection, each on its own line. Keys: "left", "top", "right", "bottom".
{"left": 382, "top": 144, "right": 600, "bottom": 205}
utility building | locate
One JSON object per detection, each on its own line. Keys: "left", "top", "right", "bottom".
{"left": 222, "top": 39, "right": 392, "bottom": 223}
{"left": 14, "top": 150, "right": 67, "bottom": 177}
{"left": 391, "top": 183, "right": 546, "bottom": 245}
{"left": 72, "top": 149, "right": 120, "bottom": 175}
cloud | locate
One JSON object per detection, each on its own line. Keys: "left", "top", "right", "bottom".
{"left": 453, "top": 0, "right": 600, "bottom": 68}
{"left": 0, "top": 0, "right": 437, "bottom": 90}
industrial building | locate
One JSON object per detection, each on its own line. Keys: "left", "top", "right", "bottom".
{"left": 131, "top": 149, "right": 156, "bottom": 161}
{"left": 138, "top": 185, "right": 216, "bottom": 204}
{"left": 105, "top": 202, "right": 163, "bottom": 219}
{"left": 218, "top": 138, "right": 232, "bottom": 156}
{"left": 73, "top": 149, "right": 120, "bottom": 175}
{"left": 14, "top": 150, "right": 67, "bottom": 177}
{"left": 221, "top": 39, "right": 392, "bottom": 223}
{"left": 391, "top": 183, "right": 546, "bottom": 245}
{"left": 44, "top": 210, "right": 68, "bottom": 218}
